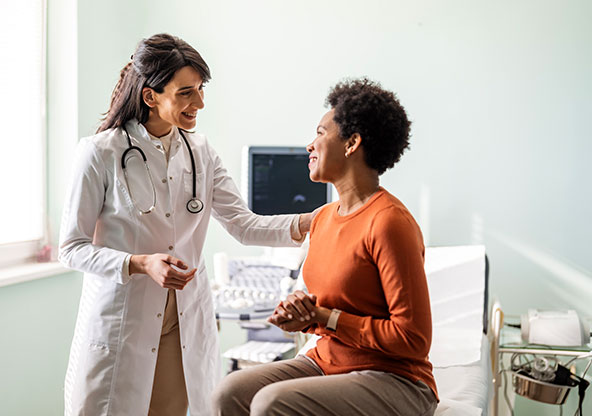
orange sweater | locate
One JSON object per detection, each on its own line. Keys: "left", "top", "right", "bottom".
{"left": 304, "top": 188, "right": 438, "bottom": 399}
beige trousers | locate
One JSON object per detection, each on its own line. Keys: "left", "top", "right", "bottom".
{"left": 212, "top": 355, "right": 437, "bottom": 416}
{"left": 148, "top": 289, "right": 189, "bottom": 416}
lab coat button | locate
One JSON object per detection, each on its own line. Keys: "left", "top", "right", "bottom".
{"left": 165, "top": 213, "right": 171, "bottom": 218}
{"left": 161, "top": 178, "right": 167, "bottom": 183}
{"left": 179, "top": 312, "right": 183, "bottom": 316}
{"left": 182, "top": 345, "right": 186, "bottom": 349}
{"left": 169, "top": 176, "right": 173, "bottom": 180}
{"left": 151, "top": 348, "right": 156, "bottom": 353}
{"left": 168, "top": 245, "right": 174, "bottom": 250}
{"left": 157, "top": 313, "right": 162, "bottom": 318}
{"left": 156, "top": 145, "right": 162, "bottom": 150}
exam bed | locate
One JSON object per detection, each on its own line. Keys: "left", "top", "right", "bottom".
{"left": 426, "top": 245, "right": 492, "bottom": 416}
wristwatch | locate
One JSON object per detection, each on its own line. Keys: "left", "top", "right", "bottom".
{"left": 326, "top": 309, "right": 342, "bottom": 331}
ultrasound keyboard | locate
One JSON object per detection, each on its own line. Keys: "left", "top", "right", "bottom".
{"left": 214, "top": 258, "right": 295, "bottom": 320}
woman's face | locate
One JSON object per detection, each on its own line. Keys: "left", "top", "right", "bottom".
{"left": 149, "top": 66, "right": 205, "bottom": 131}
{"left": 306, "top": 109, "right": 347, "bottom": 183}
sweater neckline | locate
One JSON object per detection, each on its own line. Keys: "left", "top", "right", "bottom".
{"left": 331, "top": 187, "right": 386, "bottom": 222}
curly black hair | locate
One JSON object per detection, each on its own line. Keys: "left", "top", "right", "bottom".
{"left": 326, "top": 78, "right": 411, "bottom": 175}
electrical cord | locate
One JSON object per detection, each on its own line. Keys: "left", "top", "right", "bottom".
{"left": 502, "top": 368, "right": 515, "bottom": 416}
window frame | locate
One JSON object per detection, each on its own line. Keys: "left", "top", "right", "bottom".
{"left": 0, "top": 0, "right": 48, "bottom": 270}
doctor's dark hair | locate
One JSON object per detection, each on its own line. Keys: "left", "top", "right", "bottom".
{"left": 97, "top": 33, "right": 211, "bottom": 133}
{"left": 326, "top": 78, "right": 411, "bottom": 175}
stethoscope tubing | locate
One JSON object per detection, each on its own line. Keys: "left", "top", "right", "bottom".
{"left": 179, "top": 130, "right": 204, "bottom": 214}
{"left": 121, "top": 126, "right": 204, "bottom": 215}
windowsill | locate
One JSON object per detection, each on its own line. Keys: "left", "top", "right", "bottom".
{"left": 0, "top": 262, "right": 70, "bottom": 288}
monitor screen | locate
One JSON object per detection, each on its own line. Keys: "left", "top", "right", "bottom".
{"left": 244, "top": 146, "right": 331, "bottom": 215}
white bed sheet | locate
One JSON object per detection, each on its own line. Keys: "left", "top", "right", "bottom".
{"left": 434, "top": 334, "right": 492, "bottom": 416}
{"left": 426, "top": 245, "right": 486, "bottom": 367}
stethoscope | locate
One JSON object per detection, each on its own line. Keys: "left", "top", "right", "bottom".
{"left": 121, "top": 126, "right": 204, "bottom": 215}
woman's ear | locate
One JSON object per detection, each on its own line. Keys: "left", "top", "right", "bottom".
{"left": 344, "top": 133, "right": 362, "bottom": 158}
{"left": 142, "top": 87, "right": 157, "bottom": 108}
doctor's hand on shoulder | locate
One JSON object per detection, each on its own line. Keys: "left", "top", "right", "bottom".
{"left": 297, "top": 205, "right": 323, "bottom": 235}
{"left": 130, "top": 254, "right": 196, "bottom": 290}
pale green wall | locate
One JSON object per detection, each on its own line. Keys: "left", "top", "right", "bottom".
{"left": 0, "top": 273, "right": 81, "bottom": 415}
{"left": 1, "top": 0, "right": 590, "bottom": 414}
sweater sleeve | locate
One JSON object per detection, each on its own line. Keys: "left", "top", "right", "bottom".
{"left": 314, "top": 207, "right": 432, "bottom": 360}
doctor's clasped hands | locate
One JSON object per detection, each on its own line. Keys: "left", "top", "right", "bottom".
{"left": 129, "top": 254, "right": 197, "bottom": 290}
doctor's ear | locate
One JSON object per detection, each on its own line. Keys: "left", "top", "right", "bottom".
{"left": 142, "top": 88, "right": 157, "bottom": 108}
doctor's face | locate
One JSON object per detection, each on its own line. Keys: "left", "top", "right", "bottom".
{"left": 148, "top": 66, "right": 205, "bottom": 132}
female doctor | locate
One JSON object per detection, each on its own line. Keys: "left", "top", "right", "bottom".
{"left": 59, "top": 33, "right": 314, "bottom": 416}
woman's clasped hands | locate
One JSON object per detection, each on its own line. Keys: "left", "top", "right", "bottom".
{"left": 267, "top": 290, "right": 330, "bottom": 332}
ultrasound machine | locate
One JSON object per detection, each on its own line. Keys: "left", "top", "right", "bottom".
{"left": 213, "top": 146, "right": 331, "bottom": 370}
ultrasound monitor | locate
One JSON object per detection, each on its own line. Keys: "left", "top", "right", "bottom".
{"left": 243, "top": 146, "right": 331, "bottom": 215}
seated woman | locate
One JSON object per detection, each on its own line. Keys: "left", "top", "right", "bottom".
{"left": 212, "top": 78, "right": 438, "bottom": 416}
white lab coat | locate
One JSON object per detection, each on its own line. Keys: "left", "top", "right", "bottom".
{"left": 59, "top": 120, "right": 297, "bottom": 416}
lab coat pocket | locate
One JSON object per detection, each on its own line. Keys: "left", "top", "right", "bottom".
{"left": 115, "top": 172, "right": 156, "bottom": 217}
{"left": 84, "top": 276, "right": 128, "bottom": 347}
{"left": 71, "top": 343, "right": 115, "bottom": 415}
{"left": 114, "top": 177, "right": 138, "bottom": 217}
{"left": 119, "top": 150, "right": 156, "bottom": 213}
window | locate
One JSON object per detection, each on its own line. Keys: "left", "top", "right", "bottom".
{"left": 0, "top": 1, "right": 46, "bottom": 268}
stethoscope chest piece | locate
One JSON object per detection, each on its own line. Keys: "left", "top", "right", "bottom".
{"left": 187, "top": 198, "right": 204, "bottom": 214}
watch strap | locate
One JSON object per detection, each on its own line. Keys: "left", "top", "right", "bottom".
{"left": 326, "top": 309, "right": 342, "bottom": 331}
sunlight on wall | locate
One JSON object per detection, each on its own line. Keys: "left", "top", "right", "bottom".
{"left": 489, "top": 229, "right": 592, "bottom": 315}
